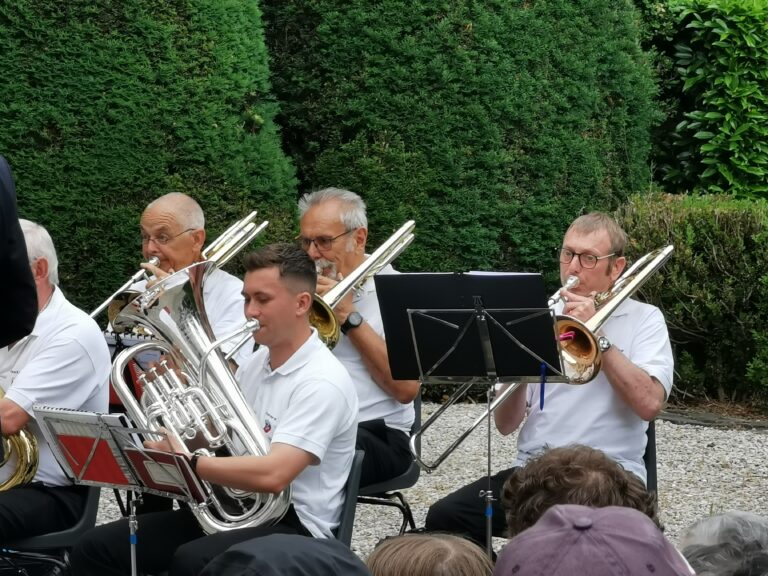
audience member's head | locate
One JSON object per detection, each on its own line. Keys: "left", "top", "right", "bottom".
{"left": 494, "top": 504, "right": 693, "bottom": 576}
{"left": 680, "top": 511, "right": 768, "bottom": 576}
{"left": 367, "top": 533, "right": 493, "bottom": 576}
{"left": 502, "top": 444, "right": 659, "bottom": 536}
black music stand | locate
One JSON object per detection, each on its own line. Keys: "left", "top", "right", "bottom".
{"left": 34, "top": 407, "right": 205, "bottom": 576}
{"left": 375, "top": 272, "right": 565, "bottom": 556}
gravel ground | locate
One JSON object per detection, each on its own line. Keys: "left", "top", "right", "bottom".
{"left": 96, "top": 402, "right": 768, "bottom": 562}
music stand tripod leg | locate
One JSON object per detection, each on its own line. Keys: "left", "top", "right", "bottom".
{"left": 129, "top": 492, "right": 142, "bottom": 576}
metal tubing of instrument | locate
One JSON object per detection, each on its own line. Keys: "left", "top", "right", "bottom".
{"left": 90, "top": 257, "right": 160, "bottom": 319}
{"left": 410, "top": 380, "right": 524, "bottom": 471}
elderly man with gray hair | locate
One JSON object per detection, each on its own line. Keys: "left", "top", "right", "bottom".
{"left": 0, "top": 219, "right": 110, "bottom": 543}
{"left": 298, "top": 187, "right": 419, "bottom": 488}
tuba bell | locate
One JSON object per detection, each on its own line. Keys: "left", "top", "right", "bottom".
{"left": 111, "top": 260, "right": 291, "bottom": 533}
{"left": 309, "top": 220, "right": 415, "bottom": 348}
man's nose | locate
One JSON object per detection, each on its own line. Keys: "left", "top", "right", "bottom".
{"left": 305, "top": 242, "right": 322, "bottom": 259}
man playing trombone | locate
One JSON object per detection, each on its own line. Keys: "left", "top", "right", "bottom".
{"left": 424, "top": 212, "right": 674, "bottom": 548}
{"left": 298, "top": 188, "right": 419, "bottom": 488}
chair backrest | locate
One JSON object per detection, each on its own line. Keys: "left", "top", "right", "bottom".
{"left": 643, "top": 420, "right": 657, "bottom": 494}
{"left": 335, "top": 450, "right": 365, "bottom": 547}
{"left": 7, "top": 486, "right": 101, "bottom": 550}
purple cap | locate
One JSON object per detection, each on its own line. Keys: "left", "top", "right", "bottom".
{"left": 494, "top": 505, "right": 694, "bottom": 576}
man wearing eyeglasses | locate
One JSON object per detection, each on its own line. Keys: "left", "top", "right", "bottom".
{"left": 298, "top": 187, "right": 419, "bottom": 488}
{"left": 132, "top": 192, "right": 253, "bottom": 367}
{"left": 424, "top": 212, "right": 673, "bottom": 551}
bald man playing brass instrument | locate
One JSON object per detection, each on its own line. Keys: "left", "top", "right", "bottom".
{"left": 298, "top": 188, "right": 419, "bottom": 488}
{"left": 424, "top": 212, "right": 674, "bottom": 549}
{"left": 133, "top": 192, "right": 253, "bottom": 367}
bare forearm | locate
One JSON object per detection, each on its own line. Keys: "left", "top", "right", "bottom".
{"left": 493, "top": 383, "right": 527, "bottom": 435}
{"left": 347, "top": 323, "right": 419, "bottom": 403}
{"left": 195, "top": 453, "right": 293, "bottom": 494}
{"left": 600, "top": 348, "right": 665, "bottom": 421}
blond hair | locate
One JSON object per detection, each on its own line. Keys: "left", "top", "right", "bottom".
{"left": 367, "top": 534, "right": 492, "bottom": 576}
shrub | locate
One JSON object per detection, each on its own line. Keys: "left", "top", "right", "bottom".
{"left": 617, "top": 193, "right": 768, "bottom": 401}
{"left": 663, "top": 0, "right": 768, "bottom": 197}
{"left": 262, "top": 0, "right": 659, "bottom": 276}
{"left": 0, "top": 0, "right": 296, "bottom": 311}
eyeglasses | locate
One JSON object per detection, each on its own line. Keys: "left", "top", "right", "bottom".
{"left": 298, "top": 229, "right": 355, "bottom": 252}
{"left": 559, "top": 248, "right": 616, "bottom": 269}
{"left": 141, "top": 228, "right": 195, "bottom": 246}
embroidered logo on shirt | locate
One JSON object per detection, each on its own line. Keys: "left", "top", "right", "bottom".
{"left": 263, "top": 420, "right": 272, "bottom": 434}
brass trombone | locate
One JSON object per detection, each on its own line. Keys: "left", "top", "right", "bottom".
{"left": 309, "top": 220, "right": 415, "bottom": 348}
{"left": 410, "top": 245, "right": 674, "bottom": 471}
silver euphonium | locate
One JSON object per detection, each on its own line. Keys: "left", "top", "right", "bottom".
{"left": 109, "top": 213, "right": 291, "bottom": 533}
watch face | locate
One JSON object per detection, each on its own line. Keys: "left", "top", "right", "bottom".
{"left": 348, "top": 312, "right": 363, "bottom": 327}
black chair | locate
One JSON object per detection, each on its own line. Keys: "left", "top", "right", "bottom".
{"left": 357, "top": 394, "right": 421, "bottom": 535}
{"left": 2, "top": 486, "right": 101, "bottom": 574}
{"left": 334, "top": 450, "right": 365, "bottom": 547}
{"left": 644, "top": 419, "right": 657, "bottom": 494}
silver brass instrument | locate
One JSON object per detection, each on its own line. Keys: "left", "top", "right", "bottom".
{"left": 410, "top": 245, "right": 674, "bottom": 471}
{"left": 547, "top": 275, "right": 579, "bottom": 307}
{"left": 310, "top": 220, "right": 415, "bottom": 348}
{"left": 91, "top": 211, "right": 267, "bottom": 321}
{"left": 111, "top": 259, "right": 290, "bottom": 533}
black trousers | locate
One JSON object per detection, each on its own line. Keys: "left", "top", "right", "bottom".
{"left": 424, "top": 467, "right": 517, "bottom": 549}
{"left": 69, "top": 505, "right": 311, "bottom": 576}
{"left": 0, "top": 483, "right": 86, "bottom": 544}
{"left": 356, "top": 419, "right": 412, "bottom": 489}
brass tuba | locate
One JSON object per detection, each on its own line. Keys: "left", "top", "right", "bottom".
{"left": 0, "top": 388, "right": 38, "bottom": 491}
{"left": 310, "top": 220, "right": 415, "bottom": 348}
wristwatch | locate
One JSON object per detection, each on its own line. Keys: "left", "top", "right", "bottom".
{"left": 341, "top": 311, "right": 364, "bottom": 335}
{"left": 597, "top": 335, "right": 612, "bottom": 353}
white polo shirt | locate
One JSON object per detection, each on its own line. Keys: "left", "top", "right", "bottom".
{"left": 331, "top": 262, "right": 414, "bottom": 434}
{"left": 0, "top": 288, "right": 110, "bottom": 486}
{"left": 132, "top": 266, "right": 253, "bottom": 366}
{"left": 514, "top": 298, "right": 674, "bottom": 483}
{"left": 237, "top": 328, "right": 358, "bottom": 538}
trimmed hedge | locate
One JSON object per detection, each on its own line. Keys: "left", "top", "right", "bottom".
{"left": 0, "top": 0, "right": 297, "bottom": 311}
{"left": 618, "top": 193, "right": 768, "bottom": 401}
{"left": 262, "top": 0, "right": 659, "bottom": 278}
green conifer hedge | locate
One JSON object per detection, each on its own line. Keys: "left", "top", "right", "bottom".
{"left": 262, "top": 0, "right": 659, "bottom": 277}
{"left": 0, "top": 0, "right": 296, "bottom": 311}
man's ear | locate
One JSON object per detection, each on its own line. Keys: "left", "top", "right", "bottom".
{"left": 296, "top": 291, "right": 313, "bottom": 316}
{"left": 32, "top": 258, "right": 48, "bottom": 282}
{"left": 191, "top": 229, "right": 206, "bottom": 251}
{"left": 611, "top": 255, "right": 627, "bottom": 281}
{"left": 354, "top": 227, "right": 368, "bottom": 253}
